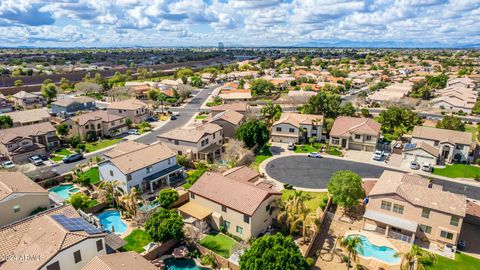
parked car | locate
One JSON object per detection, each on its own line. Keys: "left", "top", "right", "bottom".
{"left": 1, "top": 161, "right": 15, "bottom": 169}
{"left": 287, "top": 142, "right": 296, "bottom": 150}
{"left": 372, "top": 150, "right": 383, "bottom": 161}
{"left": 146, "top": 116, "right": 157, "bottom": 122}
{"left": 458, "top": 240, "right": 466, "bottom": 250}
{"left": 421, "top": 163, "right": 432, "bottom": 172}
{"left": 29, "top": 155, "right": 44, "bottom": 166}
{"left": 410, "top": 161, "right": 420, "bottom": 170}
{"left": 126, "top": 129, "right": 140, "bottom": 135}
{"left": 171, "top": 115, "right": 177, "bottom": 120}
{"left": 307, "top": 152, "right": 322, "bottom": 158}
{"left": 62, "top": 153, "right": 83, "bottom": 163}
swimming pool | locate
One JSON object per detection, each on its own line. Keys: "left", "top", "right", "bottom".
{"left": 348, "top": 234, "right": 400, "bottom": 264}
{"left": 164, "top": 258, "right": 210, "bottom": 270}
{"left": 97, "top": 210, "right": 128, "bottom": 235}
{"left": 49, "top": 184, "right": 74, "bottom": 200}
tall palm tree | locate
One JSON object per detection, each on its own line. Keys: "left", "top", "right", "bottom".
{"left": 157, "top": 93, "right": 167, "bottom": 114}
{"left": 400, "top": 245, "right": 436, "bottom": 270}
{"left": 339, "top": 235, "right": 363, "bottom": 270}
{"left": 98, "top": 180, "right": 123, "bottom": 208}
{"left": 289, "top": 202, "right": 318, "bottom": 242}
{"left": 120, "top": 187, "right": 139, "bottom": 218}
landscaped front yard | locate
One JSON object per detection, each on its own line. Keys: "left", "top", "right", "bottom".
{"left": 464, "top": 124, "right": 479, "bottom": 142}
{"left": 85, "top": 138, "right": 123, "bottom": 152}
{"left": 433, "top": 164, "right": 480, "bottom": 179}
{"left": 281, "top": 190, "right": 328, "bottom": 212}
{"left": 84, "top": 167, "right": 100, "bottom": 184}
{"left": 199, "top": 232, "right": 237, "bottom": 258}
{"left": 251, "top": 143, "right": 272, "bottom": 171}
{"left": 51, "top": 148, "right": 75, "bottom": 162}
{"left": 426, "top": 252, "right": 480, "bottom": 270}
{"left": 294, "top": 144, "right": 318, "bottom": 153}
{"left": 122, "top": 229, "right": 153, "bottom": 253}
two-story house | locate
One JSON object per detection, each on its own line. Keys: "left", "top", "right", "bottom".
{"left": 63, "top": 111, "right": 127, "bottom": 141}
{"left": 207, "top": 110, "right": 244, "bottom": 138}
{"left": 11, "top": 91, "right": 46, "bottom": 109}
{"left": 107, "top": 99, "right": 151, "bottom": 124}
{"left": 0, "top": 122, "right": 60, "bottom": 163}
{"left": 0, "top": 171, "right": 50, "bottom": 227}
{"left": 364, "top": 171, "right": 466, "bottom": 248}
{"left": 5, "top": 108, "right": 51, "bottom": 127}
{"left": 210, "top": 102, "right": 248, "bottom": 117}
{"left": 329, "top": 116, "right": 381, "bottom": 152}
{"left": 0, "top": 94, "right": 13, "bottom": 112}
{"left": 51, "top": 97, "right": 96, "bottom": 118}
{"left": 403, "top": 126, "right": 472, "bottom": 164}
{"left": 99, "top": 142, "right": 184, "bottom": 194}
{"left": 157, "top": 123, "right": 223, "bottom": 161}
{"left": 270, "top": 112, "right": 324, "bottom": 144}
{"left": 179, "top": 166, "right": 281, "bottom": 240}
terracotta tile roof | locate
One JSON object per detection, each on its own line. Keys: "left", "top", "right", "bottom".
{"left": 222, "top": 166, "right": 259, "bottom": 183}
{"left": 104, "top": 141, "right": 149, "bottom": 159}
{"left": 189, "top": 170, "right": 281, "bottom": 216}
{"left": 82, "top": 251, "right": 157, "bottom": 270}
{"left": 0, "top": 171, "right": 47, "bottom": 201}
{"left": 209, "top": 110, "right": 244, "bottom": 125}
{"left": 369, "top": 171, "right": 466, "bottom": 216}
{"left": 5, "top": 108, "right": 51, "bottom": 124}
{"left": 158, "top": 123, "right": 222, "bottom": 143}
{"left": 70, "top": 110, "right": 124, "bottom": 126}
{"left": 329, "top": 116, "right": 381, "bottom": 138}
{"left": 107, "top": 99, "right": 148, "bottom": 111}
{"left": 0, "top": 122, "right": 56, "bottom": 144}
{"left": 404, "top": 142, "right": 439, "bottom": 157}
{"left": 272, "top": 112, "right": 323, "bottom": 128}
{"left": 412, "top": 126, "right": 471, "bottom": 145}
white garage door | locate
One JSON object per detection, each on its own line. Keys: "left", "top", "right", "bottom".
{"left": 405, "top": 152, "right": 436, "bottom": 165}
{"left": 349, "top": 143, "right": 364, "bottom": 151}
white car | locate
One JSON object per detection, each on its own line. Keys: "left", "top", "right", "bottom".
{"left": 126, "top": 129, "right": 140, "bottom": 135}
{"left": 372, "top": 150, "right": 383, "bottom": 161}
{"left": 287, "top": 142, "right": 296, "bottom": 150}
{"left": 307, "top": 152, "right": 322, "bottom": 158}
{"left": 1, "top": 161, "right": 15, "bottom": 169}
{"left": 421, "top": 163, "right": 432, "bottom": 172}
{"left": 29, "top": 155, "right": 44, "bottom": 166}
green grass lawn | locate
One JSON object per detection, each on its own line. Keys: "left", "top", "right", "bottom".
{"left": 464, "top": 124, "right": 479, "bottom": 142}
{"left": 432, "top": 164, "right": 480, "bottom": 178}
{"left": 251, "top": 144, "right": 272, "bottom": 171}
{"left": 85, "top": 138, "right": 123, "bottom": 152}
{"left": 426, "top": 253, "right": 480, "bottom": 270}
{"left": 326, "top": 147, "right": 342, "bottom": 156}
{"left": 195, "top": 115, "right": 207, "bottom": 120}
{"left": 122, "top": 229, "right": 153, "bottom": 253}
{"left": 281, "top": 190, "right": 328, "bottom": 212}
{"left": 294, "top": 144, "right": 318, "bottom": 153}
{"left": 51, "top": 148, "right": 75, "bottom": 162}
{"left": 84, "top": 167, "right": 100, "bottom": 184}
{"left": 199, "top": 233, "right": 237, "bottom": 258}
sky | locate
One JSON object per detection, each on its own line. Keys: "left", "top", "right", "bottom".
{"left": 0, "top": 0, "right": 479, "bottom": 48}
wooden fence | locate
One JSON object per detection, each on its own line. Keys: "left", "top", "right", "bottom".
{"left": 305, "top": 197, "right": 333, "bottom": 258}
{"left": 195, "top": 243, "right": 240, "bottom": 270}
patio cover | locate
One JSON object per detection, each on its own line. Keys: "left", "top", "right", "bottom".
{"left": 178, "top": 202, "right": 212, "bottom": 220}
{"left": 364, "top": 210, "right": 418, "bottom": 232}
{"left": 198, "top": 143, "right": 222, "bottom": 154}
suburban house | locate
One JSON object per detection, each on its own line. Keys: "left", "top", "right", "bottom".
{"left": 64, "top": 111, "right": 127, "bottom": 140}
{"left": 0, "top": 94, "right": 13, "bottom": 112}
{"left": 178, "top": 166, "right": 281, "bottom": 240}
{"left": 99, "top": 142, "right": 184, "bottom": 193}
{"left": 367, "top": 82, "right": 412, "bottom": 103}
{"left": 51, "top": 96, "right": 96, "bottom": 118}
{"left": 364, "top": 170, "right": 466, "bottom": 248}
{"left": 0, "top": 171, "right": 50, "bottom": 227}
{"left": 403, "top": 126, "right": 472, "bottom": 164}
{"left": 329, "top": 117, "right": 381, "bottom": 152}
{"left": 207, "top": 110, "right": 245, "bottom": 138}
{"left": 270, "top": 112, "right": 324, "bottom": 144}
{"left": 157, "top": 123, "right": 223, "bottom": 161}
{"left": 447, "top": 77, "right": 476, "bottom": 88}
{"left": 0, "top": 122, "right": 60, "bottom": 163}
{"left": 210, "top": 102, "right": 248, "bottom": 117}
{"left": 5, "top": 108, "right": 51, "bottom": 127}
{"left": 430, "top": 77, "right": 477, "bottom": 113}
{"left": 107, "top": 99, "right": 151, "bottom": 124}
{"left": 0, "top": 205, "right": 111, "bottom": 270}
{"left": 11, "top": 91, "right": 46, "bottom": 109}
{"left": 82, "top": 251, "right": 157, "bottom": 270}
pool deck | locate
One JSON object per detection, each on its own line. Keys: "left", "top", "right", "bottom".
{"left": 344, "top": 230, "right": 398, "bottom": 250}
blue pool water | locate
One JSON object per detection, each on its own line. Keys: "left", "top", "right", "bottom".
{"left": 97, "top": 210, "right": 128, "bottom": 235}
{"left": 49, "top": 185, "right": 74, "bottom": 200}
{"left": 164, "top": 258, "right": 210, "bottom": 270}
{"left": 348, "top": 234, "right": 401, "bottom": 264}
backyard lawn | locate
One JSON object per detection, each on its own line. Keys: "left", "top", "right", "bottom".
{"left": 432, "top": 164, "right": 480, "bottom": 179}
{"left": 426, "top": 252, "right": 480, "bottom": 270}
{"left": 122, "top": 229, "right": 153, "bottom": 253}
{"left": 85, "top": 138, "right": 123, "bottom": 152}
{"left": 281, "top": 190, "right": 328, "bottom": 212}
{"left": 84, "top": 167, "right": 100, "bottom": 184}
{"left": 464, "top": 124, "right": 479, "bottom": 142}
{"left": 199, "top": 233, "right": 237, "bottom": 258}
{"left": 251, "top": 144, "right": 272, "bottom": 171}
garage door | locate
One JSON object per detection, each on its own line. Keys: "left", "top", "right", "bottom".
{"left": 349, "top": 143, "right": 364, "bottom": 151}
{"left": 271, "top": 136, "right": 296, "bottom": 144}
{"left": 405, "top": 153, "right": 436, "bottom": 165}
{"left": 365, "top": 145, "right": 375, "bottom": 152}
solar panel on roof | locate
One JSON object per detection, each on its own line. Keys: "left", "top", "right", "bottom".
{"left": 51, "top": 214, "right": 102, "bottom": 234}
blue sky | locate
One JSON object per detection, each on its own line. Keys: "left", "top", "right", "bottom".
{"left": 0, "top": 0, "right": 479, "bottom": 48}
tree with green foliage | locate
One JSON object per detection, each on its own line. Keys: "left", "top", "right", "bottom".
{"left": 250, "top": 79, "right": 275, "bottom": 95}
{"left": 145, "top": 208, "right": 184, "bottom": 243}
{"left": 378, "top": 106, "right": 422, "bottom": 140}
{"left": 190, "top": 75, "right": 203, "bottom": 87}
{"left": 41, "top": 83, "right": 58, "bottom": 103}
{"left": 239, "top": 233, "right": 309, "bottom": 270}
{"left": 328, "top": 170, "right": 364, "bottom": 209}
{"left": 147, "top": 89, "right": 159, "bottom": 101}
{"left": 70, "top": 135, "right": 81, "bottom": 148}
{"left": 339, "top": 235, "right": 363, "bottom": 270}
{"left": 473, "top": 100, "right": 480, "bottom": 115}
{"left": 261, "top": 101, "right": 282, "bottom": 125}
{"left": 56, "top": 123, "right": 69, "bottom": 137}
{"left": 409, "top": 74, "right": 448, "bottom": 100}
{"left": 175, "top": 68, "right": 194, "bottom": 79}
{"left": 0, "top": 115, "right": 13, "bottom": 129}
{"left": 340, "top": 102, "right": 356, "bottom": 116}
{"left": 59, "top": 77, "right": 71, "bottom": 90}
{"left": 360, "top": 108, "right": 371, "bottom": 118}
{"left": 235, "top": 119, "right": 269, "bottom": 148}
{"left": 435, "top": 115, "right": 465, "bottom": 131}
{"left": 14, "top": 79, "right": 23, "bottom": 87}
{"left": 400, "top": 244, "right": 436, "bottom": 270}
{"left": 301, "top": 91, "right": 342, "bottom": 118}
{"left": 68, "top": 193, "right": 91, "bottom": 210}
{"left": 157, "top": 92, "right": 167, "bottom": 114}
{"left": 156, "top": 188, "right": 179, "bottom": 209}
{"left": 125, "top": 118, "right": 132, "bottom": 128}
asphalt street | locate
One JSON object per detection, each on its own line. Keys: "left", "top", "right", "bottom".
{"left": 265, "top": 155, "right": 480, "bottom": 200}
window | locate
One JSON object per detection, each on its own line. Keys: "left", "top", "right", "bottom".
{"left": 366, "top": 135, "right": 372, "bottom": 141}
{"left": 178, "top": 151, "right": 182, "bottom": 155}
{"left": 168, "top": 158, "right": 172, "bottom": 165}
{"left": 440, "top": 230, "right": 454, "bottom": 240}
{"left": 110, "top": 170, "right": 114, "bottom": 177}
{"left": 74, "top": 250, "right": 82, "bottom": 263}
{"left": 85, "top": 125, "right": 89, "bottom": 130}
{"left": 276, "top": 127, "right": 282, "bottom": 132}
{"left": 244, "top": 214, "right": 250, "bottom": 224}
{"left": 355, "top": 134, "right": 361, "bottom": 139}
{"left": 332, "top": 138, "right": 340, "bottom": 145}
{"left": 69, "top": 125, "right": 72, "bottom": 129}
{"left": 146, "top": 166, "right": 152, "bottom": 174}
{"left": 126, "top": 174, "right": 132, "bottom": 181}
{"left": 46, "top": 261, "right": 60, "bottom": 270}
{"left": 419, "top": 224, "right": 432, "bottom": 234}
{"left": 222, "top": 205, "right": 227, "bottom": 212}
{"left": 393, "top": 204, "right": 404, "bottom": 214}
{"left": 381, "top": 201, "right": 392, "bottom": 211}
{"left": 118, "top": 109, "right": 122, "bottom": 113}
{"left": 175, "top": 140, "right": 179, "bottom": 145}
{"left": 456, "top": 145, "right": 464, "bottom": 150}
{"left": 422, "top": 208, "right": 430, "bottom": 218}
{"left": 96, "top": 240, "right": 104, "bottom": 251}
{"left": 312, "top": 126, "right": 317, "bottom": 131}
{"left": 97, "top": 123, "right": 101, "bottom": 129}
{"left": 434, "top": 141, "right": 439, "bottom": 146}
{"left": 223, "top": 220, "right": 231, "bottom": 230}
{"left": 236, "top": 226, "right": 243, "bottom": 235}
{"left": 450, "top": 216, "right": 459, "bottom": 227}
{"left": 13, "top": 205, "right": 20, "bottom": 213}
{"left": 289, "top": 128, "right": 295, "bottom": 133}
{"left": 190, "top": 193, "right": 195, "bottom": 199}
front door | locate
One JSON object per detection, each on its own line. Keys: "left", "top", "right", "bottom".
{"left": 442, "top": 146, "right": 450, "bottom": 159}
{"left": 341, "top": 139, "right": 347, "bottom": 148}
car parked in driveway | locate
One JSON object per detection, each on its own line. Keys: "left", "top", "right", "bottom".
{"left": 410, "top": 161, "right": 420, "bottom": 170}
{"left": 421, "top": 163, "right": 432, "bottom": 172}
{"left": 1, "top": 161, "right": 15, "bottom": 169}
{"left": 307, "top": 152, "right": 322, "bottom": 158}
{"left": 287, "top": 142, "right": 296, "bottom": 150}
{"left": 29, "top": 155, "right": 44, "bottom": 166}
{"left": 126, "top": 129, "right": 140, "bottom": 135}
{"left": 62, "top": 153, "right": 83, "bottom": 163}
{"left": 372, "top": 150, "right": 383, "bottom": 161}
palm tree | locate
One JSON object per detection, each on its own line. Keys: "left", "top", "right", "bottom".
{"left": 98, "top": 180, "right": 123, "bottom": 208}
{"left": 157, "top": 93, "right": 167, "bottom": 114}
{"left": 339, "top": 235, "right": 363, "bottom": 270}
{"left": 400, "top": 245, "right": 436, "bottom": 270}
{"left": 120, "top": 187, "right": 139, "bottom": 218}
{"left": 289, "top": 202, "right": 318, "bottom": 243}
{"left": 277, "top": 191, "right": 315, "bottom": 237}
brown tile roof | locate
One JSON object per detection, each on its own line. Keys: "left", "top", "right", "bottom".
{"left": 158, "top": 123, "right": 222, "bottom": 143}
{"left": 369, "top": 170, "right": 466, "bottom": 216}
{"left": 329, "top": 116, "right": 381, "bottom": 138}
{"left": 273, "top": 112, "right": 323, "bottom": 128}
{"left": 70, "top": 110, "right": 124, "bottom": 126}
{"left": 0, "top": 122, "right": 56, "bottom": 144}
{"left": 104, "top": 141, "right": 149, "bottom": 159}
{"left": 12, "top": 91, "right": 41, "bottom": 99}
{"left": 222, "top": 166, "right": 259, "bottom": 183}
{"left": 4, "top": 108, "right": 51, "bottom": 124}
{"left": 210, "top": 102, "right": 247, "bottom": 112}
{"left": 107, "top": 99, "right": 148, "bottom": 111}
{"left": 82, "top": 251, "right": 157, "bottom": 270}
{"left": 107, "top": 143, "right": 176, "bottom": 174}
{"left": 0, "top": 171, "right": 47, "bottom": 201}
{"left": 189, "top": 170, "right": 281, "bottom": 216}
{"left": 209, "top": 110, "right": 244, "bottom": 125}
{"left": 404, "top": 142, "right": 438, "bottom": 157}
{"left": 51, "top": 96, "right": 95, "bottom": 107}
{"left": 466, "top": 200, "right": 480, "bottom": 218}
{"left": 412, "top": 126, "right": 471, "bottom": 145}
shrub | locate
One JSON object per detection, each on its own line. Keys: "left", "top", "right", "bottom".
{"left": 86, "top": 131, "right": 97, "bottom": 142}
{"left": 70, "top": 136, "right": 81, "bottom": 148}
{"left": 306, "top": 257, "right": 315, "bottom": 266}
{"left": 77, "top": 144, "right": 86, "bottom": 152}
{"left": 156, "top": 188, "right": 179, "bottom": 209}
{"left": 200, "top": 254, "right": 217, "bottom": 268}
